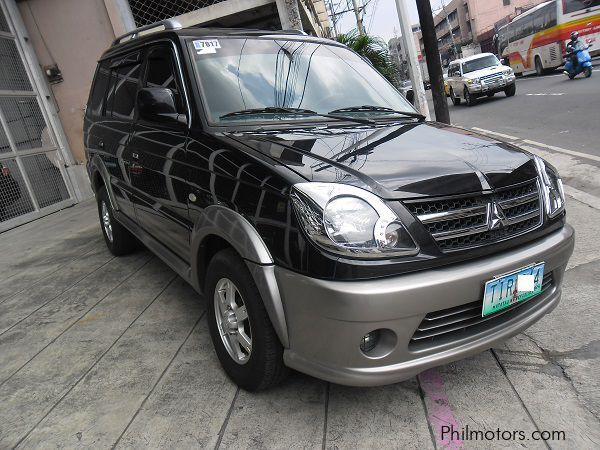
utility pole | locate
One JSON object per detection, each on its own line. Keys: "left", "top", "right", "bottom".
{"left": 275, "top": 0, "right": 303, "bottom": 31}
{"left": 394, "top": 0, "right": 430, "bottom": 120}
{"left": 416, "top": 0, "right": 450, "bottom": 124}
{"left": 441, "top": 0, "right": 458, "bottom": 58}
{"left": 351, "top": 0, "right": 365, "bottom": 34}
{"left": 328, "top": 0, "right": 339, "bottom": 37}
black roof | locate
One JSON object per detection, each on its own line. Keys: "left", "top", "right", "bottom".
{"left": 102, "top": 22, "right": 340, "bottom": 60}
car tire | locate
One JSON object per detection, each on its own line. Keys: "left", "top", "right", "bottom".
{"left": 583, "top": 67, "right": 592, "bottom": 78}
{"left": 96, "top": 186, "right": 137, "bottom": 256}
{"left": 464, "top": 86, "right": 476, "bottom": 106}
{"left": 206, "top": 248, "right": 287, "bottom": 391}
{"left": 450, "top": 88, "right": 461, "bottom": 106}
{"left": 535, "top": 57, "right": 544, "bottom": 76}
{"left": 504, "top": 83, "right": 516, "bottom": 97}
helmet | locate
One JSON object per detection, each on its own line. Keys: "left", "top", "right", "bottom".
{"left": 570, "top": 31, "right": 579, "bottom": 41}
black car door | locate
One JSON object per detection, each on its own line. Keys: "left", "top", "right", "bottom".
{"left": 128, "top": 43, "right": 191, "bottom": 261}
{"left": 88, "top": 53, "right": 141, "bottom": 220}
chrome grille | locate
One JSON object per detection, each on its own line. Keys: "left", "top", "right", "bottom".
{"left": 481, "top": 73, "right": 503, "bottom": 85}
{"left": 405, "top": 179, "right": 542, "bottom": 251}
{"left": 409, "top": 272, "right": 553, "bottom": 350}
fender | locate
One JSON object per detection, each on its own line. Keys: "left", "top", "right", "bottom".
{"left": 191, "top": 205, "right": 289, "bottom": 347}
{"left": 88, "top": 155, "right": 119, "bottom": 211}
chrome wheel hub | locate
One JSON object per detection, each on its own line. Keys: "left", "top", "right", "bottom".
{"left": 214, "top": 278, "right": 252, "bottom": 364}
{"left": 101, "top": 201, "right": 113, "bottom": 243}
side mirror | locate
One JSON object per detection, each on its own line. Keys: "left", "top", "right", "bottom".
{"left": 500, "top": 58, "right": 507, "bottom": 65}
{"left": 137, "top": 87, "right": 187, "bottom": 125}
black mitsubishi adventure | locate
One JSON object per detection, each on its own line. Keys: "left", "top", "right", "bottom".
{"left": 85, "top": 20, "right": 574, "bottom": 391}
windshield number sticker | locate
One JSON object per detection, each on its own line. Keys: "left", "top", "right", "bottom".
{"left": 194, "top": 40, "right": 221, "bottom": 55}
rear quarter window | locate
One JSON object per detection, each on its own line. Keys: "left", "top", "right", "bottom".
{"left": 87, "top": 60, "right": 111, "bottom": 117}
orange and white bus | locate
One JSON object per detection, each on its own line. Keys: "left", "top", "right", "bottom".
{"left": 496, "top": 0, "right": 600, "bottom": 76}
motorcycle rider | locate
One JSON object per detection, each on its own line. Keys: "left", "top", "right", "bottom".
{"left": 565, "top": 31, "right": 585, "bottom": 72}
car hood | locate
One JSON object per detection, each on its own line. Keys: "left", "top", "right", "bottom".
{"left": 226, "top": 122, "right": 538, "bottom": 199}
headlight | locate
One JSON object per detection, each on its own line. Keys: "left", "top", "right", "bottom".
{"left": 467, "top": 78, "right": 480, "bottom": 84}
{"left": 503, "top": 68, "right": 513, "bottom": 75}
{"left": 535, "top": 156, "right": 565, "bottom": 218}
{"left": 291, "top": 183, "right": 418, "bottom": 258}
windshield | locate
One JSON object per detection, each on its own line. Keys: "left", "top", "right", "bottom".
{"left": 188, "top": 37, "right": 415, "bottom": 124}
{"left": 462, "top": 55, "right": 500, "bottom": 74}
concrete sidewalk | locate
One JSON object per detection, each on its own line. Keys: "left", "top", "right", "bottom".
{"left": 0, "top": 198, "right": 599, "bottom": 449}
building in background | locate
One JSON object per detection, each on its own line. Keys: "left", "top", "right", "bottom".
{"left": 0, "top": 0, "right": 330, "bottom": 231}
{"left": 388, "top": 24, "right": 423, "bottom": 82}
{"left": 415, "top": 0, "right": 547, "bottom": 66}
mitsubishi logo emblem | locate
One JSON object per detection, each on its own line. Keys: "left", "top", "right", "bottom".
{"left": 488, "top": 202, "right": 506, "bottom": 230}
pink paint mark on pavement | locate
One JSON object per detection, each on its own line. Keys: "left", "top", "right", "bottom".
{"left": 419, "top": 368, "right": 464, "bottom": 449}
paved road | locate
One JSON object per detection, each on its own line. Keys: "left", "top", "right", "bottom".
{"left": 1, "top": 181, "right": 599, "bottom": 447}
{"left": 428, "top": 66, "right": 599, "bottom": 156}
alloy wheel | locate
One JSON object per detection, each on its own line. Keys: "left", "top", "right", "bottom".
{"left": 101, "top": 201, "right": 113, "bottom": 243}
{"left": 214, "top": 277, "right": 252, "bottom": 364}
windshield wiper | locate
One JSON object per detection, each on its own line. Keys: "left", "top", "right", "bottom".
{"left": 328, "top": 105, "right": 425, "bottom": 120}
{"left": 219, "top": 107, "right": 376, "bottom": 124}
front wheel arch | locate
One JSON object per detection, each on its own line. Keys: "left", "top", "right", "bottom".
{"left": 191, "top": 208, "right": 289, "bottom": 348}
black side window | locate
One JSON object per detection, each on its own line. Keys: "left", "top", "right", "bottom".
{"left": 144, "top": 45, "right": 184, "bottom": 113}
{"left": 87, "top": 60, "right": 111, "bottom": 117}
{"left": 563, "top": 0, "right": 600, "bottom": 14}
{"left": 547, "top": 5, "right": 557, "bottom": 27}
{"left": 105, "top": 52, "right": 141, "bottom": 119}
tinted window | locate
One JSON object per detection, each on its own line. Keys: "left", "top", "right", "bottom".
{"left": 462, "top": 55, "right": 500, "bottom": 73}
{"left": 563, "top": 0, "right": 600, "bottom": 14}
{"left": 188, "top": 38, "right": 415, "bottom": 124}
{"left": 522, "top": 15, "right": 534, "bottom": 37}
{"left": 105, "top": 53, "right": 141, "bottom": 119}
{"left": 111, "top": 64, "right": 140, "bottom": 118}
{"left": 508, "top": 23, "right": 516, "bottom": 41}
{"left": 547, "top": 4, "right": 557, "bottom": 26}
{"left": 88, "top": 60, "right": 110, "bottom": 116}
{"left": 144, "top": 46, "right": 183, "bottom": 113}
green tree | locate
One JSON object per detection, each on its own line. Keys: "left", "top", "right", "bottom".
{"left": 336, "top": 30, "right": 400, "bottom": 84}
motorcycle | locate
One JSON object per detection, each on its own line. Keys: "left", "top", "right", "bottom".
{"left": 564, "top": 45, "right": 593, "bottom": 79}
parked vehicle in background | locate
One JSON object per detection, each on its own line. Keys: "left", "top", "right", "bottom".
{"left": 496, "top": 0, "right": 600, "bottom": 76}
{"left": 399, "top": 80, "right": 414, "bottom": 104}
{"left": 443, "top": 72, "right": 450, "bottom": 97}
{"left": 447, "top": 53, "right": 516, "bottom": 106}
{"left": 85, "top": 21, "right": 574, "bottom": 391}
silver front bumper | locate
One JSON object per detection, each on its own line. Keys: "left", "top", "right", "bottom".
{"left": 275, "top": 225, "right": 574, "bottom": 386}
{"left": 470, "top": 75, "right": 515, "bottom": 93}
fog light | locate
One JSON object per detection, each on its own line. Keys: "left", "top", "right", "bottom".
{"left": 360, "top": 330, "right": 380, "bottom": 354}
